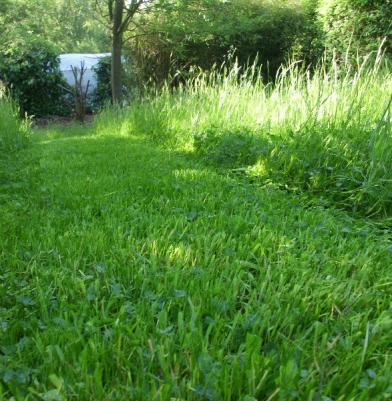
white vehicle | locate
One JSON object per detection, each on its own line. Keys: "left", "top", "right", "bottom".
{"left": 59, "top": 53, "right": 110, "bottom": 94}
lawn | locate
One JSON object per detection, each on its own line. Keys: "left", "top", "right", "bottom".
{"left": 1, "top": 58, "right": 392, "bottom": 400}
{"left": 1, "top": 121, "right": 392, "bottom": 400}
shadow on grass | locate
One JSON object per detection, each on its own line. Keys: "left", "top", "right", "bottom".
{"left": 33, "top": 132, "right": 384, "bottom": 237}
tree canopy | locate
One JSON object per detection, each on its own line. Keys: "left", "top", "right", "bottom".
{"left": 0, "top": 0, "right": 390, "bottom": 113}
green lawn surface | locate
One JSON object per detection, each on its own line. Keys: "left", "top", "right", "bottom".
{"left": 1, "top": 128, "right": 392, "bottom": 401}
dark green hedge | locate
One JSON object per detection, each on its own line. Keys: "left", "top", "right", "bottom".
{"left": 0, "top": 38, "right": 66, "bottom": 117}
{"left": 319, "top": 0, "right": 392, "bottom": 61}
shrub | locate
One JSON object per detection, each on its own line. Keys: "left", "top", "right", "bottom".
{"left": 318, "top": 0, "right": 392, "bottom": 62}
{"left": 291, "top": 0, "right": 325, "bottom": 66}
{"left": 92, "top": 56, "right": 112, "bottom": 110}
{"left": 127, "top": 0, "right": 319, "bottom": 85}
{"left": 0, "top": 37, "right": 66, "bottom": 117}
{"left": 92, "top": 56, "right": 136, "bottom": 110}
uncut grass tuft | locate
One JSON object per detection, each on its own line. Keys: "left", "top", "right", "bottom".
{"left": 0, "top": 93, "right": 33, "bottom": 203}
{"left": 93, "top": 55, "right": 392, "bottom": 219}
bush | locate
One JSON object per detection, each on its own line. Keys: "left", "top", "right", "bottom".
{"left": 0, "top": 37, "right": 66, "bottom": 117}
{"left": 92, "top": 56, "right": 136, "bottom": 110}
{"left": 92, "top": 56, "right": 112, "bottom": 110}
{"left": 291, "top": 0, "right": 325, "bottom": 66}
{"left": 127, "top": 0, "right": 320, "bottom": 85}
{"left": 318, "top": 0, "right": 392, "bottom": 62}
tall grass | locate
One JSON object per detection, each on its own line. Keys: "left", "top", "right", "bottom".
{"left": 0, "top": 90, "right": 31, "bottom": 197}
{"left": 94, "top": 54, "right": 392, "bottom": 218}
{"left": 0, "top": 91, "right": 29, "bottom": 153}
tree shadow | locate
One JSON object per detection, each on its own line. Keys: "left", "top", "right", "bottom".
{"left": 34, "top": 132, "right": 384, "bottom": 238}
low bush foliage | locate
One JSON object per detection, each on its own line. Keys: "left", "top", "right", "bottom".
{"left": 318, "top": 0, "right": 392, "bottom": 62}
{"left": 0, "top": 38, "right": 66, "bottom": 117}
{"left": 193, "top": 126, "right": 269, "bottom": 168}
{"left": 92, "top": 56, "right": 112, "bottom": 110}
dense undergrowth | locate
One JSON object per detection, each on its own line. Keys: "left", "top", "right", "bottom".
{"left": 93, "top": 55, "right": 392, "bottom": 220}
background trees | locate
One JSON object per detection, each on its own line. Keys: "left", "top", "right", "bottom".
{"left": 319, "top": 0, "right": 392, "bottom": 60}
{"left": 0, "top": 0, "right": 390, "bottom": 115}
{"left": 0, "top": 0, "right": 109, "bottom": 54}
{"left": 97, "top": 0, "right": 153, "bottom": 103}
{"left": 0, "top": 38, "right": 66, "bottom": 116}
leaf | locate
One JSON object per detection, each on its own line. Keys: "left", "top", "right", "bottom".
{"left": 86, "top": 283, "right": 97, "bottom": 301}
{"left": 16, "top": 368, "right": 31, "bottom": 384}
{"left": 243, "top": 396, "right": 257, "bottom": 401}
{"left": 186, "top": 211, "right": 198, "bottom": 222}
{"left": 174, "top": 289, "right": 187, "bottom": 298}
{"left": 95, "top": 262, "right": 106, "bottom": 273}
{"left": 123, "top": 302, "right": 134, "bottom": 316}
{"left": 42, "top": 389, "right": 63, "bottom": 401}
{"left": 111, "top": 283, "right": 122, "bottom": 297}
{"left": 0, "top": 318, "right": 8, "bottom": 331}
{"left": 300, "top": 369, "right": 309, "bottom": 379}
{"left": 17, "top": 295, "right": 35, "bottom": 306}
{"left": 3, "top": 369, "right": 14, "bottom": 382}
{"left": 158, "top": 325, "right": 174, "bottom": 335}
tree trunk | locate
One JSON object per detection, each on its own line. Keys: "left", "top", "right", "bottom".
{"left": 111, "top": 0, "right": 124, "bottom": 104}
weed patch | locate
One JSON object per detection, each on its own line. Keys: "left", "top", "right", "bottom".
{"left": 193, "top": 127, "right": 270, "bottom": 168}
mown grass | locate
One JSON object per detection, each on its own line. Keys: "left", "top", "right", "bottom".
{"left": 1, "top": 58, "right": 392, "bottom": 400}
{"left": 0, "top": 127, "right": 392, "bottom": 400}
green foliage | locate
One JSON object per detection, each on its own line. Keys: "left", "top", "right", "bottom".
{"left": 291, "top": 0, "right": 325, "bottom": 65}
{"left": 0, "top": 38, "right": 66, "bottom": 117}
{"left": 0, "top": 93, "right": 33, "bottom": 203}
{"left": 92, "top": 56, "right": 112, "bottom": 110}
{"left": 128, "top": 0, "right": 318, "bottom": 83}
{"left": 91, "top": 56, "right": 137, "bottom": 110}
{"left": 127, "top": 0, "right": 391, "bottom": 84}
{"left": 193, "top": 126, "right": 268, "bottom": 168}
{"left": 2, "top": 2, "right": 392, "bottom": 399}
{"left": 318, "top": 0, "right": 392, "bottom": 61}
{"left": 0, "top": 94, "right": 29, "bottom": 153}
{"left": 0, "top": 0, "right": 109, "bottom": 54}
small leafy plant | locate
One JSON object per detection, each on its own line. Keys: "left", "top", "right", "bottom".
{"left": 193, "top": 127, "right": 269, "bottom": 168}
